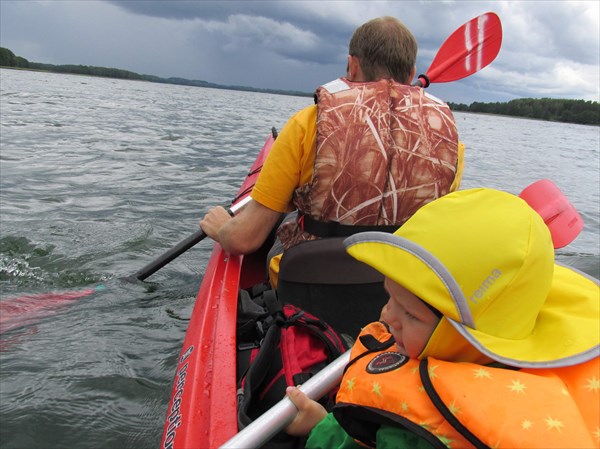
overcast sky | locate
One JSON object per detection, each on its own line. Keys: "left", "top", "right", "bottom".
{"left": 1, "top": 0, "right": 598, "bottom": 104}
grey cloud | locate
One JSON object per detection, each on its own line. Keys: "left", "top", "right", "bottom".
{"left": 200, "top": 14, "right": 346, "bottom": 66}
{"left": 497, "top": 1, "right": 599, "bottom": 65}
{"left": 107, "top": 0, "right": 352, "bottom": 67}
{"left": 107, "top": 0, "right": 275, "bottom": 20}
{"left": 2, "top": 1, "right": 598, "bottom": 102}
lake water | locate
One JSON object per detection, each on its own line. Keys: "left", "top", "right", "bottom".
{"left": 1, "top": 68, "right": 598, "bottom": 448}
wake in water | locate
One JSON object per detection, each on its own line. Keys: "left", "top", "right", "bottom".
{"left": 0, "top": 235, "right": 110, "bottom": 349}
{"left": 0, "top": 235, "right": 106, "bottom": 290}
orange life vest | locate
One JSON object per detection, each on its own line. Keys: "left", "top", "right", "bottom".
{"left": 278, "top": 77, "right": 459, "bottom": 249}
{"left": 334, "top": 321, "right": 600, "bottom": 449}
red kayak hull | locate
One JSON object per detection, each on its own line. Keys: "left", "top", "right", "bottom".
{"left": 160, "top": 131, "right": 275, "bottom": 449}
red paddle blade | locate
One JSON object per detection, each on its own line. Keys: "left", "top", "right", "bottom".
{"left": 424, "top": 12, "right": 502, "bottom": 84}
{"left": 0, "top": 286, "right": 103, "bottom": 334}
{"left": 519, "top": 179, "right": 584, "bottom": 249}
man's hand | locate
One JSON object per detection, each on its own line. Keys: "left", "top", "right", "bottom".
{"left": 199, "top": 206, "right": 232, "bottom": 242}
{"left": 285, "top": 386, "right": 327, "bottom": 437}
{"left": 199, "top": 200, "right": 282, "bottom": 254}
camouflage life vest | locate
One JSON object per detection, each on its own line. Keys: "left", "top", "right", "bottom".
{"left": 278, "top": 77, "right": 459, "bottom": 250}
{"left": 334, "top": 321, "right": 600, "bottom": 449}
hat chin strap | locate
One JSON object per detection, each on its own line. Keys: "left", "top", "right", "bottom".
{"left": 419, "top": 318, "right": 495, "bottom": 365}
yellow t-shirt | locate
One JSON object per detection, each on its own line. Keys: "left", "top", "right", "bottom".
{"left": 251, "top": 105, "right": 317, "bottom": 212}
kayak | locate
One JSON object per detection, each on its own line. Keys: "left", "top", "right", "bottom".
{"left": 159, "top": 128, "right": 390, "bottom": 449}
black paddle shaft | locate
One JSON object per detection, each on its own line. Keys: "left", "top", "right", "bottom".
{"left": 130, "top": 230, "right": 207, "bottom": 281}
{"left": 128, "top": 203, "right": 238, "bottom": 282}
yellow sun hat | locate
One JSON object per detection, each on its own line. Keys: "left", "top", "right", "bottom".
{"left": 344, "top": 188, "right": 599, "bottom": 368}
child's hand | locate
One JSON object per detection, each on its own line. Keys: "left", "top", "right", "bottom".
{"left": 285, "top": 386, "right": 328, "bottom": 437}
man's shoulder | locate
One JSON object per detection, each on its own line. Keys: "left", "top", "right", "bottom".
{"left": 284, "top": 104, "right": 317, "bottom": 135}
{"left": 292, "top": 104, "right": 317, "bottom": 121}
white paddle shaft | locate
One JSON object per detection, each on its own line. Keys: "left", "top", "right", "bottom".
{"left": 219, "top": 351, "right": 350, "bottom": 449}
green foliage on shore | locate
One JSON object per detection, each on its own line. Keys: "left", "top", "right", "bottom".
{"left": 1, "top": 47, "right": 146, "bottom": 79}
{"left": 2, "top": 47, "right": 598, "bottom": 125}
{"left": 0, "top": 47, "right": 30, "bottom": 68}
{"left": 0, "top": 47, "right": 310, "bottom": 98}
{"left": 449, "top": 98, "right": 599, "bottom": 126}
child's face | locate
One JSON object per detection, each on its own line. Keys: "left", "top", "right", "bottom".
{"left": 381, "top": 278, "right": 440, "bottom": 358}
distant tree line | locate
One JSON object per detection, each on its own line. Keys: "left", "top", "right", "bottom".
{"left": 2, "top": 47, "right": 598, "bottom": 124}
{"left": 449, "top": 98, "right": 599, "bottom": 126}
{"left": 1, "top": 47, "right": 148, "bottom": 80}
{"left": 0, "top": 47, "right": 30, "bottom": 68}
{"left": 0, "top": 47, "right": 311, "bottom": 98}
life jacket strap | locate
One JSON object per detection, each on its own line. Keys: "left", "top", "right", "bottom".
{"left": 299, "top": 213, "right": 398, "bottom": 237}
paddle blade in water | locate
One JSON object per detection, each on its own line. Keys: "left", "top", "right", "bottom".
{"left": 519, "top": 179, "right": 584, "bottom": 249}
{"left": 0, "top": 285, "right": 104, "bottom": 334}
{"left": 424, "top": 12, "right": 502, "bottom": 84}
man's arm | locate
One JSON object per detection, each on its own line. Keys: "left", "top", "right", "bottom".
{"left": 200, "top": 200, "right": 282, "bottom": 255}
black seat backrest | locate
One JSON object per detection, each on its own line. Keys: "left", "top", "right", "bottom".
{"left": 277, "top": 238, "right": 388, "bottom": 338}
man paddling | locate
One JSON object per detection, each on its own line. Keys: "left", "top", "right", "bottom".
{"left": 200, "top": 16, "right": 464, "bottom": 287}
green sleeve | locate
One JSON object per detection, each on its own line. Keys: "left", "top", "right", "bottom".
{"left": 304, "top": 413, "right": 363, "bottom": 449}
{"left": 305, "top": 414, "right": 435, "bottom": 449}
{"left": 376, "top": 426, "right": 436, "bottom": 449}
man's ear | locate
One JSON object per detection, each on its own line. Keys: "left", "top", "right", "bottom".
{"left": 407, "top": 66, "right": 416, "bottom": 84}
{"left": 347, "top": 55, "right": 361, "bottom": 81}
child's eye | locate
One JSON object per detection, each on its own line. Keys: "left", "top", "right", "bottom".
{"left": 404, "top": 310, "right": 418, "bottom": 320}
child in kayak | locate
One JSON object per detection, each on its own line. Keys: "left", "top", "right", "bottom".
{"left": 285, "top": 188, "right": 599, "bottom": 449}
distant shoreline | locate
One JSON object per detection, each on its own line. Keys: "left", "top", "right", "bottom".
{"left": 1, "top": 46, "right": 598, "bottom": 126}
{"left": 452, "top": 109, "right": 597, "bottom": 126}
{"left": 0, "top": 65, "right": 313, "bottom": 98}
{"left": 0, "top": 51, "right": 313, "bottom": 99}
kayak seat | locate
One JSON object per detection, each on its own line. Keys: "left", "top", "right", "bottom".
{"left": 277, "top": 237, "right": 387, "bottom": 339}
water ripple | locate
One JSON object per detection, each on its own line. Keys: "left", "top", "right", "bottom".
{"left": 1, "top": 68, "right": 598, "bottom": 448}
